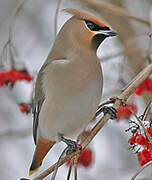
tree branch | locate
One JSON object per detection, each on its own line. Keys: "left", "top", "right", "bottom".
{"left": 31, "top": 64, "right": 152, "bottom": 180}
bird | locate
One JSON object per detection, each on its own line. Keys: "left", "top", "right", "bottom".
{"left": 29, "top": 8, "right": 117, "bottom": 175}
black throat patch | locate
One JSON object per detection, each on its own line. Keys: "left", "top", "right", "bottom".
{"left": 91, "top": 34, "right": 107, "bottom": 50}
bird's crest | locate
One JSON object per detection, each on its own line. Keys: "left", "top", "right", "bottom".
{"left": 64, "top": 8, "right": 107, "bottom": 27}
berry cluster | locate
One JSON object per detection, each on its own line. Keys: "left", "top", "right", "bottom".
{"left": 0, "top": 68, "right": 32, "bottom": 87}
{"left": 129, "top": 127, "right": 152, "bottom": 166}
{"left": 0, "top": 67, "right": 33, "bottom": 113}
{"left": 1, "top": 65, "right": 152, "bottom": 169}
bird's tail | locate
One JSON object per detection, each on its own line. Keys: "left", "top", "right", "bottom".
{"left": 29, "top": 137, "right": 56, "bottom": 175}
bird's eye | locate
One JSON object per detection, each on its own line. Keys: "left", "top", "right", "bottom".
{"left": 85, "top": 20, "right": 110, "bottom": 31}
{"left": 85, "top": 20, "right": 100, "bottom": 31}
{"left": 86, "top": 21, "right": 96, "bottom": 31}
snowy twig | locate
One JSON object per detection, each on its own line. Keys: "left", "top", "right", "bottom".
{"left": 125, "top": 103, "right": 152, "bottom": 148}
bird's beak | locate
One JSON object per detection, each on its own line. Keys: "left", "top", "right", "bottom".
{"left": 96, "top": 29, "right": 117, "bottom": 37}
{"left": 92, "top": 29, "right": 117, "bottom": 50}
{"left": 105, "top": 29, "right": 117, "bottom": 37}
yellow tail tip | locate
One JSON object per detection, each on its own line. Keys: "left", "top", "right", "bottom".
{"left": 29, "top": 166, "right": 41, "bottom": 176}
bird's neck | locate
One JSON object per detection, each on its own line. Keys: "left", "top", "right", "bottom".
{"left": 47, "top": 18, "right": 96, "bottom": 60}
{"left": 48, "top": 38, "right": 95, "bottom": 61}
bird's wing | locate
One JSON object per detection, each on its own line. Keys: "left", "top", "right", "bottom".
{"left": 32, "top": 62, "right": 47, "bottom": 144}
{"left": 32, "top": 98, "right": 44, "bottom": 144}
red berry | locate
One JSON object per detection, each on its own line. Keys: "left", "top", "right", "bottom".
{"left": 135, "top": 135, "right": 147, "bottom": 146}
{"left": 116, "top": 103, "right": 137, "bottom": 120}
{"left": 135, "top": 77, "right": 152, "bottom": 96}
{"left": 19, "top": 104, "right": 31, "bottom": 114}
{"left": 147, "top": 127, "right": 152, "bottom": 138}
{"left": 66, "top": 148, "right": 93, "bottom": 168}
{"left": 79, "top": 148, "right": 92, "bottom": 167}
{"left": 137, "top": 149, "right": 152, "bottom": 166}
{"left": 129, "top": 136, "right": 136, "bottom": 145}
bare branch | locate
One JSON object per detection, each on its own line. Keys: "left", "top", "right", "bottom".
{"left": 66, "top": 160, "right": 73, "bottom": 180}
{"left": 147, "top": 7, "right": 152, "bottom": 63}
{"left": 32, "top": 63, "right": 152, "bottom": 180}
{"left": 51, "top": 147, "right": 68, "bottom": 180}
{"left": 74, "top": 157, "right": 78, "bottom": 180}
{"left": 1, "top": 1, "right": 26, "bottom": 67}
{"left": 120, "top": 64, "right": 152, "bottom": 99}
{"left": 14, "top": 0, "right": 26, "bottom": 17}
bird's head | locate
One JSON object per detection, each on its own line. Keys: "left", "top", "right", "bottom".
{"left": 63, "top": 8, "right": 117, "bottom": 51}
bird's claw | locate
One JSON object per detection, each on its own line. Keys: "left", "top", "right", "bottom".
{"left": 66, "top": 141, "right": 77, "bottom": 155}
{"left": 100, "top": 106, "right": 117, "bottom": 119}
{"left": 60, "top": 136, "right": 78, "bottom": 155}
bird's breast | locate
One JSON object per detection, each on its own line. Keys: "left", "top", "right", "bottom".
{"left": 39, "top": 55, "right": 103, "bottom": 141}
{"left": 43, "top": 55, "right": 102, "bottom": 97}
{"left": 39, "top": 78, "right": 102, "bottom": 141}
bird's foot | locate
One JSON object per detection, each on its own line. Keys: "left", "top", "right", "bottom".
{"left": 60, "top": 136, "right": 78, "bottom": 155}
{"left": 100, "top": 106, "right": 117, "bottom": 119}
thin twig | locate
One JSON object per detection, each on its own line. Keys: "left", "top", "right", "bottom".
{"left": 120, "top": 64, "right": 152, "bottom": 99}
{"left": 14, "top": 0, "right": 26, "bottom": 17}
{"left": 32, "top": 64, "right": 152, "bottom": 180}
{"left": 140, "top": 101, "right": 151, "bottom": 121}
{"left": 0, "top": 1, "right": 25, "bottom": 67}
{"left": 74, "top": 157, "right": 78, "bottom": 180}
{"left": 66, "top": 159, "right": 73, "bottom": 180}
{"left": 0, "top": 40, "right": 10, "bottom": 68}
{"left": 125, "top": 103, "right": 152, "bottom": 146}
{"left": 54, "top": 0, "right": 62, "bottom": 37}
{"left": 146, "top": 34, "right": 152, "bottom": 64}
{"left": 51, "top": 147, "right": 68, "bottom": 180}
{"left": 147, "top": 7, "right": 152, "bottom": 64}
{"left": 142, "top": 101, "right": 152, "bottom": 121}
{"left": 131, "top": 161, "right": 152, "bottom": 180}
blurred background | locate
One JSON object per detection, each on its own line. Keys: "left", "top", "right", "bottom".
{"left": 0, "top": 0, "right": 152, "bottom": 179}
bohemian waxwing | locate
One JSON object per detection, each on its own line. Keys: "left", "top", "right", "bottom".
{"left": 29, "top": 8, "right": 117, "bottom": 175}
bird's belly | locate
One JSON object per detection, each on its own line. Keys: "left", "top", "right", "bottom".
{"left": 39, "top": 79, "right": 102, "bottom": 141}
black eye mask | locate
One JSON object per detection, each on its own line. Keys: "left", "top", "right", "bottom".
{"left": 85, "top": 20, "right": 110, "bottom": 31}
